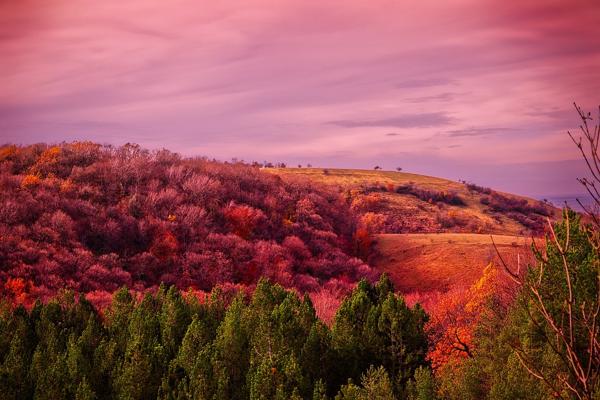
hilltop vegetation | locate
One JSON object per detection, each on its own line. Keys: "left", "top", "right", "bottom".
{"left": 0, "top": 143, "right": 375, "bottom": 308}
{"left": 267, "top": 168, "right": 555, "bottom": 236}
{"left": 0, "top": 142, "right": 556, "bottom": 310}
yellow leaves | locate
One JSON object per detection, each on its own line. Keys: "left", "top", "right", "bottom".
{"left": 465, "top": 263, "right": 497, "bottom": 313}
{"left": 351, "top": 193, "right": 383, "bottom": 212}
{"left": 41, "top": 146, "right": 61, "bottom": 159}
{"left": 167, "top": 214, "right": 177, "bottom": 222}
{"left": 37, "top": 146, "right": 61, "bottom": 166}
{"left": 29, "top": 145, "right": 62, "bottom": 177}
{"left": 428, "top": 262, "right": 504, "bottom": 369}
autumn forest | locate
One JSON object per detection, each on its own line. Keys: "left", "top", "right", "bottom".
{"left": 1, "top": 108, "right": 599, "bottom": 400}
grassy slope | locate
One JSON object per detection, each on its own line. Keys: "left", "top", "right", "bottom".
{"left": 268, "top": 168, "right": 552, "bottom": 294}
{"left": 372, "top": 233, "right": 536, "bottom": 294}
{"left": 268, "top": 167, "right": 556, "bottom": 236}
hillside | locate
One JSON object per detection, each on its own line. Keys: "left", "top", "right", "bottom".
{"left": 0, "top": 143, "right": 376, "bottom": 307}
{"left": 267, "top": 167, "right": 558, "bottom": 236}
{"left": 371, "top": 233, "right": 536, "bottom": 295}
{"left": 0, "top": 143, "right": 556, "bottom": 311}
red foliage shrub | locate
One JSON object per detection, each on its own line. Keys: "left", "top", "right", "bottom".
{"left": 0, "top": 143, "right": 376, "bottom": 306}
{"left": 85, "top": 289, "right": 114, "bottom": 310}
{"left": 150, "top": 231, "right": 179, "bottom": 260}
{"left": 465, "top": 182, "right": 492, "bottom": 194}
{"left": 395, "top": 184, "right": 466, "bottom": 206}
{"left": 480, "top": 191, "right": 552, "bottom": 233}
{"left": 4, "top": 277, "right": 28, "bottom": 304}
{"left": 223, "top": 202, "right": 265, "bottom": 239}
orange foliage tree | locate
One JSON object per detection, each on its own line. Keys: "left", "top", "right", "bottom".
{"left": 427, "top": 263, "right": 513, "bottom": 370}
{"left": 4, "top": 277, "right": 30, "bottom": 306}
{"left": 20, "top": 174, "right": 41, "bottom": 189}
{"left": 353, "top": 212, "right": 387, "bottom": 260}
{"left": 29, "top": 146, "right": 62, "bottom": 177}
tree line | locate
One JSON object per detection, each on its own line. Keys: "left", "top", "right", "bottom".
{"left": 0, "top": 276, "right": 432, "bottom": 400}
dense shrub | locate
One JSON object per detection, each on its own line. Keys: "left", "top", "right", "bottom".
{"left": 436, "top": 210, "right": 470, "bottom": 229}
{"left": 481, "top": 192, "right": 551, "bottom": 216}
{"left": 0, "top": 143, "right": 375, "bottom": 304}
{"left": 395, "top": 184, "right": 466, "bottom": 206}
{"left": 464, "top": 182, "right": 492, "bottom": 195}
{"left": 479, "top": 191, "right": 552, "bottom": 233}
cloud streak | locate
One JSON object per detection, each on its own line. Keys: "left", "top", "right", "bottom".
{"left": 328, "top": 113, "right": 454, "bottom": 128}
{"left": 445, "top": 127, "right": 520, "bottom": 137}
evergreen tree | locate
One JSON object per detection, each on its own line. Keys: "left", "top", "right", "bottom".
{"left": 115, "top": 294, "right": 166, "bottom": 400}
{"left": 0, "top": 306, "right": 36, "bottom": 399}
{"left": 312, "top": 379, "right": 330, "bottom": 400}
{"left": 332, "top": 275, "right": 428, "bottom": 395}
{"left": 407, "top": 366, "right": 437, "bottom": 400}
{"left": 158, "top": 286, "right": 191, "bottom": 360}
{"left": 335, "top": 366, "right": 396, "bottom": 400}
{"left": 248, "top": 286, "right": 313, "bottom": 398}
{"left": 212, "top": 294, "right": 250, "bottom": 399}
{"left": 75, "top": 377, "right": 97, "bottom": 400}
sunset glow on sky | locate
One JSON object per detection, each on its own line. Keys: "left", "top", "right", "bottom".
{"left": 1, "top": 0, "right": 599, "bottom": 197}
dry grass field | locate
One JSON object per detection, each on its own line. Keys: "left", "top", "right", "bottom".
{"left": 268, "top": 167, "right": 461, "bottom": 190}
{"left": 372, "top": 233, "right": 538, "bottom": 294}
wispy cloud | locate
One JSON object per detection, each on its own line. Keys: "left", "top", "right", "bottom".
{"left": 102, "top": 19, "right": 178, "bottom": 41}
{"left": 445, "top": 127, "right": 519, "bottom": 137}
{"left": 328, "top": 113, "right": 454, "bottom": 128}
{"left": 396, "top": 78, "right": 455, "bottom": 89}
{"left": 405, "top": 92, "right": 460, "bottom": 103}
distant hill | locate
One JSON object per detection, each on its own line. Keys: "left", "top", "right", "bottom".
{"left": 267, "top": 168, "right": 556, "bottom": 300}
{"left": 267, "top": 167, "right": 558, "bottom": 236}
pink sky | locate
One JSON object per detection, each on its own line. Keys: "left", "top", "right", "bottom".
{"left": 1, "top": 0, "right": 599, "bottom": 197}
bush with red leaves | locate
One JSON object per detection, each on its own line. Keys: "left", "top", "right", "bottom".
{"left": 0, "top": 142, "right": 375, "bottom": 303}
